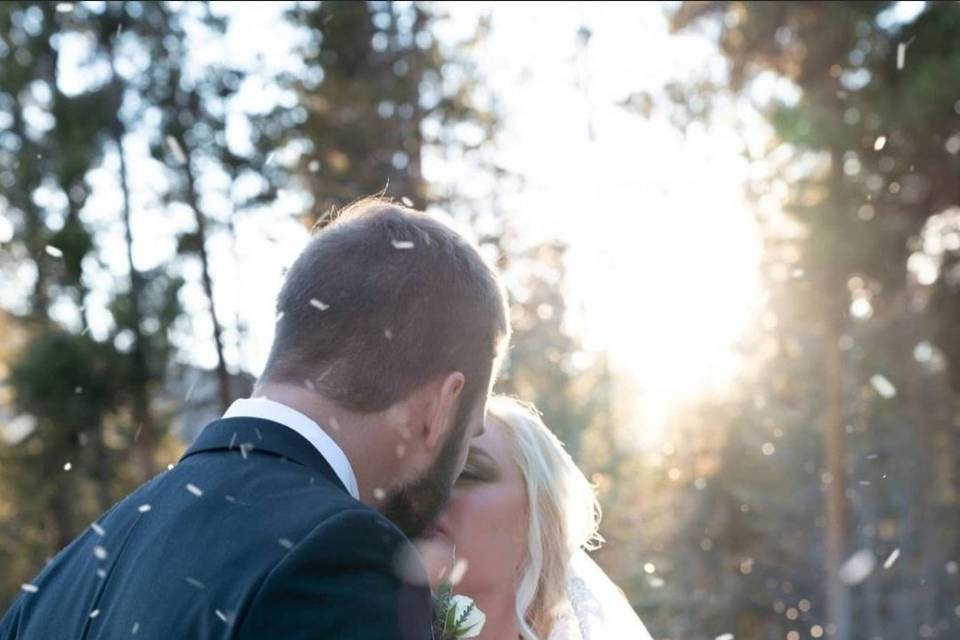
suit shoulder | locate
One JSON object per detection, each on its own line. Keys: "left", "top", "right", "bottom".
{"left": 236, "top": 508, "right": 431, "bottom": 639}
{"left": 297, "top": 507, "right": 411, "bottom": 562}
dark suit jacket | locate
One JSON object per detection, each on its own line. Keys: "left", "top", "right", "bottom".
{"left": 0, "top": 417, "right": 433, "bottom": 639}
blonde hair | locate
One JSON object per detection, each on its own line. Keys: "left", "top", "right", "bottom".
{"left": 487, "top": 396, "right": 602, "bottom": 640}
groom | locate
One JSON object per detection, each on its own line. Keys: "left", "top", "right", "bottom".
{"left": 0, "top": 198, "right": 510, "bottom": 639}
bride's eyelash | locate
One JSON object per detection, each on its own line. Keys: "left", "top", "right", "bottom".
{"left": 458, "top": 460, "right": 499, "bottom": 483}
{"left": 458, "top": 462, "right": 489, "bottom": 482}
{"left": 458, "top": 467, "right": 481, "bottom": 481}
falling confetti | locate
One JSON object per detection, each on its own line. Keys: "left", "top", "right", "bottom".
{"left": 215, "top": 610, "right": 228, "bottom": 623}
{"left": 449, "top": 558, "right": 469, "bottom": 585}
{"left": 185, "top": 378, "right": 198, "bottom": 402}
{"left": 839, "top": 549, "right": 876, "bottom": 585}
{"left": 91, "top": 522, "right": 106, "bottom": 536}
{"left": 329, "top": 416, "right": 340, "bottom": 432}
{"left": 167, "top": 463, "right": 175, "bottom": 471}
{"left": 138, "top": 504, "right": 151, "bottom": 513}
{"left": 278, "top": 538, "right": 294, "bottom": 550}
{"left": 309, "top": 298, "right": 330, "bottom": 311}
{"left": 276, "top": 311, "right": 285, "bottom": 323}
{"left": 185, "top": 577, "right": 205, "bottom": 589}
{"left": 97, "top": 569, "right": 106, "bottom": 579}
{"left": 874, "top": 135, "right": 887, "bottom": 151}
{"left": 165, "top": 135, "right": 187, "bottom": 165}
{"left": 316, "top": 367, "right": 333, "bottom": 385}
{"left": 3, "top": 414, "right": 36, "bottom": 445}
{"left": 401, "top": 196, "right": 414, "bottom": 207}
{"left": 715, "top": 634, "right": 734, "bottom": 640}
{"left": 883, "top": 548, "right": 901, "bottom": 569}
{"left": 391, "top": 239, "right": 415, "bottom": 250}
{"left": 308, "top": 160, "right": 320, "bottom": 172}
{"left": 89, "top": 609, "right": 100, "bottom": 619}
{"left": 373, "top": 488, "right": 386, "bottom": 500}
{"left": 225, "top": 495, "right": 237, "bottom": 504}
{"left": 896, "top": 38, "right": 915, "bottom": 70}
{"left": 870, "top": 374, "right": 897, "bottom": 399}
{"left": 93, "top": 545, "right": 108, "bottom": 560}
{"left": 265, "top": 152, "right": 275, "bottom": 165}
{"left": 45, "top": 245, "right": 63, "bottom": 258}
{"left": 21, "top": 584, "right": 39, "bottom": 593}
{"left": 55, "top": 3, "right": 73, "bottom": 12}
{"left": 64, "top": 462, "right": 72, "bottom": 471}
{"left": 132, "top": 622, "right": 140, "bottom": 634}
{"left": 946, "top": 561, "right": 959, "bottom": 575}
{"left": 384, "top": 329, "right": 393, "bottom": 340}
{"left": 186, "top": 483, "right": 203, "bottom": 497}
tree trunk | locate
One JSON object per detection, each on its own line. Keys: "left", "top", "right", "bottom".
{"left": 822, "top": 298, "right": 850, "bottom": 640}
{"left": 47, "top": 488, "right": 74, "bottom": 552}
{"left": 10, "top": 107, "right": 49, "bottom": 321}
{"left": 108, "top": 47, "right": 157, "bottom": 481}
{"left": 176, "top": 130, "right": 232, "bottom": 413}
{"left": 226, "top": 211, "right": 247, "bottom": 375}
{"left": 900, "top": 284, "right": 937, "bottom": 636}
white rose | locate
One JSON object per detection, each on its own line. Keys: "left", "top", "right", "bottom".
{"left": 448, "top": 594, "right": 486, "bottom": 639}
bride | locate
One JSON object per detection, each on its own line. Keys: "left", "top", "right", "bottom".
{"left": 416, "top": 396, "right": 654, "bottom": 640}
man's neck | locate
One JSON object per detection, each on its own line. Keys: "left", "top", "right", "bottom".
{"left": 253, "top": 382, "right": 402, "bottom": 507}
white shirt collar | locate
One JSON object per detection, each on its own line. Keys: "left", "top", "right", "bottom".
{"left": 222, "top": 397, "right": 360, "bottom": 500}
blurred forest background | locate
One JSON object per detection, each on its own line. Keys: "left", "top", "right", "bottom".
{"left": 2, "top": 2, "right": 960, "bottom": 640}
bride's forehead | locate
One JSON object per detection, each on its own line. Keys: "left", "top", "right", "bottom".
{"left": 479, "top": 414, "right": 509, "bottom": 447}
{"left": 474, "top": 416, "right": 524, "bottom": 475}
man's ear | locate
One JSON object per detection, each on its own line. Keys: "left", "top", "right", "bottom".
{"left": 424, "top": 372, "right": 465, "bottom": 450}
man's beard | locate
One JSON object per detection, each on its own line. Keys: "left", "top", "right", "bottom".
{"left": 382, "top": 396, "right": 474, "bottom": 539}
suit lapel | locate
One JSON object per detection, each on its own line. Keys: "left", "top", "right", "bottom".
{"left": 180, "top": 417, "right": 349, "bottom": 494}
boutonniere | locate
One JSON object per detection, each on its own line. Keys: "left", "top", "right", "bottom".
{"left": 432, "top": 582, "right": 486, "bottom": 639}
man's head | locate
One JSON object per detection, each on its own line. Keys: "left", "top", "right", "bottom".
{"left": 260, "top": 197, "right": 510, "bottom": 536}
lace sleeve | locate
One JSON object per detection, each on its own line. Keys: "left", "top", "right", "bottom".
{"left": 548, "top": 551, "right": 654, "bottom": 640}
{"left": 547, "top": 595, "right": 585, "bottom": 640}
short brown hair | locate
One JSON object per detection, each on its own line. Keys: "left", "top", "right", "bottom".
{"left": 261, "top": 197, "right": 510, "bottom": 413}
